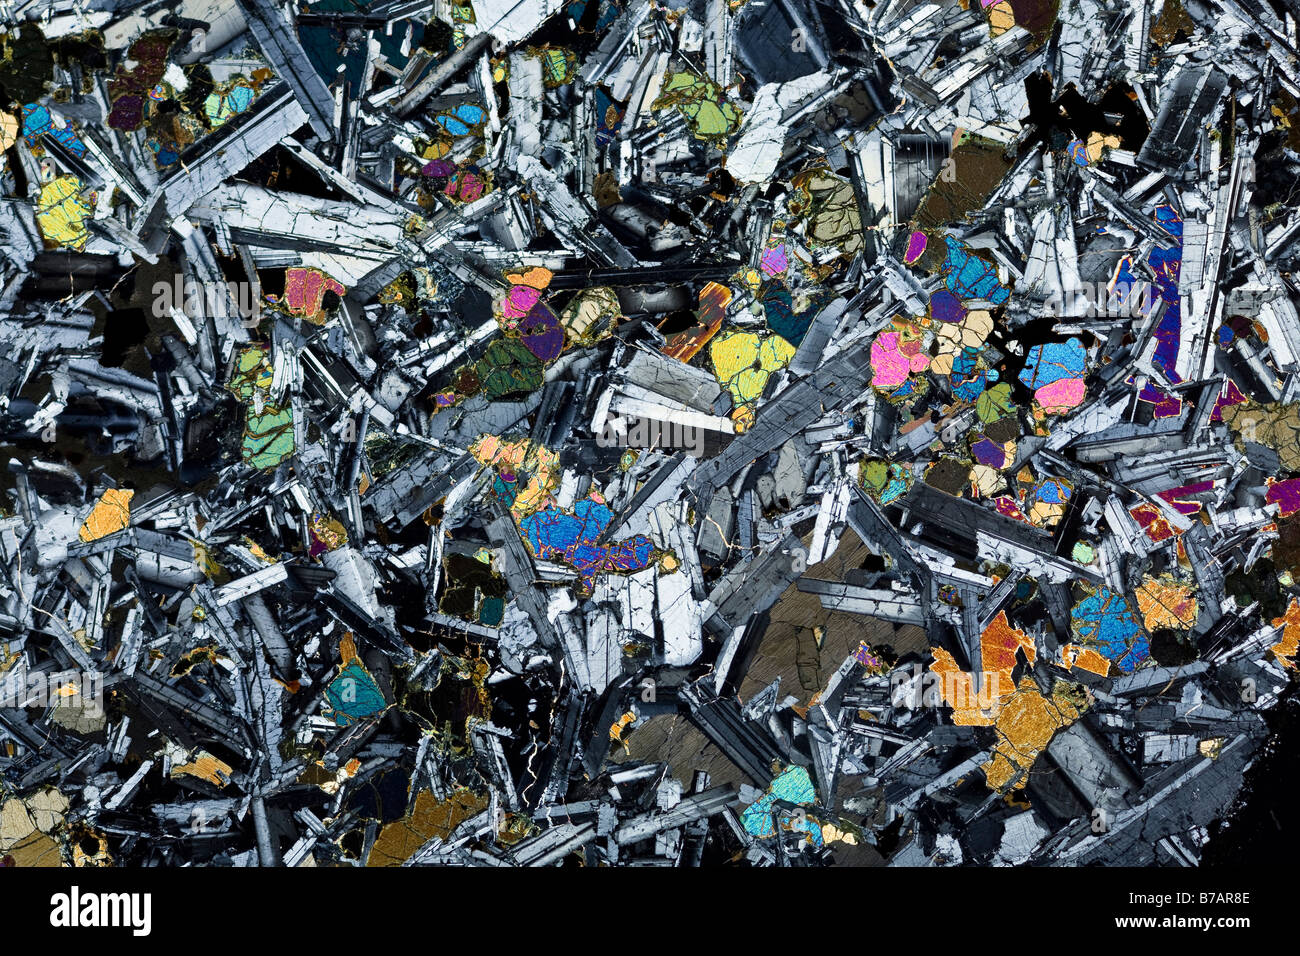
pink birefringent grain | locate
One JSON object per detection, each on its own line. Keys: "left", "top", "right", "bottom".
{"left": 871, "top": 331, "right": 929, "bottom": 389}
{"left": 760, "top": 244, "right": 788, "bottom": 276}
{"left": 1034, "top": 377, "right": 1086, "bottom": 414}
{"left": 871, "top": 332, "right": 909, "bottom": 388}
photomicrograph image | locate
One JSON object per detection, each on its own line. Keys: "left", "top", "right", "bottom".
{"left": 0, "top": 0, "right": 1297, "bottom": 869}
